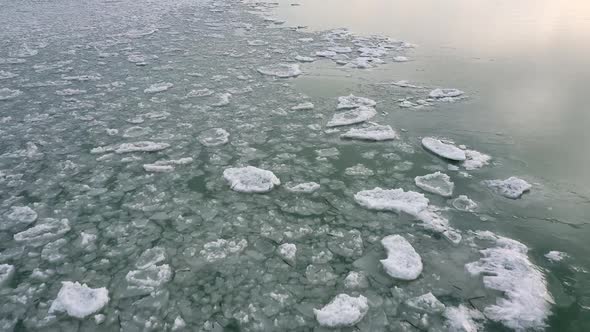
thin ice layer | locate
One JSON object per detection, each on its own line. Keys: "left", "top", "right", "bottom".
{"left": 336, "top": 95, "right": 377, "bottom": 110}
{"left": 466, "top": 231, "right": 553, "bottom": 330}
{"left": 380, "top": 235, "right": 423, "bottom": 280}
{"left": 340, "top": 124, "right": 398, "bottom": 141}
{"left": 483, "top": 177, "right": 532, "bottom": 199}
{"left": 326, "top": 106, "right": 377, "bottom": 127}
{"left": 422, "top": 137, "right": 466, "bottom": 161}
{"left": 257, "top": 63, "right": 301, "bottom": 78}
{"left": 313, "top": 294, "right": 369, "bottom": 327}
{"left": 414, "top": 172, "right": 454, "bottom": 197}
{"left": 223, "top": 166, "right": 280, "bottom": 193}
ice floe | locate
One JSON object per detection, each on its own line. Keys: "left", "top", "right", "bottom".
{"left": 354, "top": 188, "right": 429, "bottom": 216}
{"left": 200, "top": 238, "right": 248, "bottom": 262}
{"left": 0, "top": 88, "right": 22, "bottom": 101}
{"left": 13, "top": 218, "right": 71, "bottom": 247}
{"left": 545, "top": 250, "right": 567, "bottom": 262}
{"left": 443, "top": 305, "right": 484, "bottom": 332}
{"left": 143, "top": 164, "right": 174, "bottom": 173}
{"left": 277, "top": 243, "right": 297, "bottom": 265}
{"left": 337, "top": 94, "right": 377, "bottom": 110}
{"left": 223, "top": 166, "right": 280, "bottom": 193}
{"left": 257, "top": 63, "right": 301, "bottom": 78}
{"left": 422, "top": 137, "right": 466, "bottom": 161}
{"left": 291, "top": 101, "right": 314, "bottom": 110}
{"left": 285, "top": 182, "right": 320, "bottom": 193}
{"left": 0, "top": 264, "right": 15, "bottom": 287}
{"left": 198, "top": 128, "right": 230, "bottom": 146}
{"left": 326, "top": 106, "right": 377, "bottom": 127}
{"left": 49, "top": 282, "right": 109, "bottom": 318}
{"left": 466, "top": 231, "right": 553, "bottom": 330}
{"left": 313, "top": 294, "right": 369, "bottom": 327}
{"left": 116, "top": 141, "right": 170, "bottom": 154}
{"left": 345, "top": 164, "right": 374, "bottom": 176}
{"left": 462, "top": 149, "right": 491, "bottom": 170}
{"left": 380, "top": 235, "right": 423, "bottom": 280}
{"left": 126, "top": 264, "right": 172, "bottom": 292}
{"left": 144, "top": 82, "right": 173, "bottom": 93}
{"left": 340, "top": 123, "right": 398, "bottom": 141}
{"left": 483, "top": 176, "right": 532, "bottom": 199}
{"left": 2, "top": 206, "right": 38, "bottom": 231}
{"left": 405, "top": 292, "right": 446, "bottom": 314}
{"left": 344, "top": 271, "right": 368, "bottom": 289}
{"left": 429, "top": 88, "right": 464, "bottom": 99}
{"left": 295, "top": 55, "right": 314, "bottom": 62}
{"left": 452, "top": 195, "right": 478, "bottom": 212}
{"left": 414, "top": 172, "right": 455, "bottom": 197}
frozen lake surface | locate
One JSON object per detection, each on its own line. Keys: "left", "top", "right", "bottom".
{"left": 0, "top": 0, "right": 588, "bottom": 330}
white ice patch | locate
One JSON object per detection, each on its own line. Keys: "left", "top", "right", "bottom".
{"left": 380, "top": 235, "right": 423, "bottom": 280}
{"left": 354, "top": 188, "right": 429, "bottom": 216}
{"left": 0, "top": 70, "right": 18, "bottom": 80}
{"left": 344, "top": 271, "right": 368, "bottom": 289}
{"left": 144, "top": 82, "right": 173, "bottom": 93}
{"left": 277, "top": 243, "right": 297, "bottom": 265}
{"left": 422, "top": 137, "right": 466, "bottom": 161}
{"left": 0, "top": 88, "right": 22, "bottom": 101}
{"left": 2, "top": 206, "right": 38, "bottom": 231}
{"left": 187, "top": 88, "right": 214, "bottom": 97}
{"left": 126, "top": 264, "right": 172, "bottom": 291}
{"left": 114, "top": 141, "right": 170, "bottom": 154}
{"left": 313, "top": 294, "right": 369, "bottom": 327}
{"left": 136, "top": 247, "right": 167, "bottom": 269}
{"left": 452, "top": 195, "right": 478, "bottom": 212}
{"left": 223, "top": 166, "right": 280, "bottom": 193}
{"left": 198, "top": 128, "right": 230, "bottom": 146}
{"left": 0, "top": 264, "right": 15, "bottom": 287}
{"left": 326, "top": 106, "right": 377, "bottom": 127}
{"left": 345, "top": 164, "right": 374, "bottom": 176}
{"left": 391, "top": 80, "right": 424, "bottom": 89}
{"left": 257, "top": 63, "right": 301, "bottom": 78}
{"left": 337, "top": 94, "right": 377, "bottom": 110}
{"left": 285, "top": 182, "right": 320, "bottom": 193}
{"left": 466, "top": 231, "right": 553, "bottom": 330}
{"left": 295, "top": 55, "right": 315, "bottom": 62}
{"left": 49, "top": 282, "right": 109, "bottom": 318}
{"left": 143, "top": 164, "right": 174, "bottom": 173}
{"left": 443, "top": 305, "right": 484, "bottom": 332}
{"left": 429, "top": 88, "right": 464, "bottom": 99}
{"left": 405, "top": 292, "right": 446, "bottom": 314}
{"left": 211, "top": 92, "right": 231, "bottom": 107}
{"left": 414, "top": 172, "right": 454, "bottom": 197}
{"left": 340, "top": 124, "right": 398, "bottom": 141}
{"left": 483, "top": 177, "right": 532, "bottom": 199}
{"left": 200, "top": 238, "right": 248, "bottom": 262}
{"left": 462, "top": 149, "right": 491, "bottom": 170}
{"left": 13, "top": 218, "right": 71, "bottom": 247}
{"left": 291, "top": 102, "right": 314, "bottom": 110}
{"left": 545, "top": 251, "right": 567, "bottom": 262}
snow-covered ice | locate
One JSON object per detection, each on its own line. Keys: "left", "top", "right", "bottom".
{"left": 337, "top": 94, "right": 377, "bottom": 110}
{"left": 340, "top": 124, "right": 398, "bottom": 141}
{"left": 49, "top": 282, "right": 109, "bottom": 318}
{"left": 291, "top": 101, "right": 314, "bottom": 110}
{"left": 545, "top": 250, "right": 567, "bottom": 262}
{"left": 13, "top": 218, "right": 71, "bottom": 247}
{"left": 326, "top": 106, "right": 377, "bottom": 127}
{"left": 313, "top": 294, "right": 369, "bottom": 327}
{"left": 405, "top": 292, "right": 446, "bottom": 314}
{"left": 277, "top": 243, "right": 297, "bottom": 265}
{"left": 223, "top": 166, "right": 280, "bottom": 193}
{"left": 429, "top": 88, "right": 464, "bottom": 99}
{"left": 443, "top": 305, "right": 484, "bottom": 332}
{"left": 484, "top": 176, "right": 532, "bottom": 199}
{"left": 414, "top": 172, "right": 455, "bottom": 197}
{"left": 422, "top": 137, "right": 466, "bottom": 161}
{"left": 200, "top": 238, "right": 248, "bottom": 262}
{"left": 114, "top": 141, "right": 170, "bottom": 154}
{"left": 2, "top": 206, "right": 38, "bottom": 231}
{"left": 257, "top": 63, "right": 301, "bottom": 78}
{"left": 380, "top": 235, "right": 423, "bottom": 280}
{"left": 452, "top": 195, "right": 478, "bottom": 212}
{"left": 144, "top": 82, "right": 173, "bottom": 93}
{"left": 354, "top": 188, "right": 429, "bottom": 216}
{"left": 344, "top": 271, "right": 368, "bottom": 289}
{"left": 285, "top": 182, "right": 320, "bottom": 193}
{"left": 198, "top": 128, "right": 230, "bottom": 146}
{"left": 462, "top": 149, "right": 491, "bottom": 170}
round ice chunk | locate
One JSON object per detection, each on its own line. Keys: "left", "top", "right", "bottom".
{"left": 354, "top": 188, "right": 429, "bottom": 216}
{"left": 429, "top": 88, "right": 464, "bottom": 99}
{"left": 49, "top": 281, "right": 109, "bottom": 318}
{"left": 313, "top": 294, "right": 369, "bottom": 327}
{"left": 483, "top": 177, "right": 532, "bottom": 199}
{"left": 422, "top": 137, "right": 466, "bottom": 161}
{"left": 198, "top": 128, "right": 230, "bottom": 146}
{"left": 545, "top": 251, "right": 567, "bottom": 262}
{"left": 337, "top": 94, "right": 376, "bottom": 110}
{"left": 380, "top": 235, "right": 423, "bottom": 280}
{"left": 257, "top": 63, "right": 301, "bottom": 78}
{"left": 340, "top": 124, "right": 398, "bottom": 141}
{"left": 344, "top": 271, "right": 368, "bottom": 289}
{"left": 223, "top": 166, "right": 280, "bottom": 193}
{"left": 452, "top": 195, "right": 478, "bottom": 212}
{"left": 414, "top": 172, "right": 454, "bottom": 197}
{"left": 326, "top": 106, "right": 377, "bottom": 127}
{"left": 462, "top": 149, "right": 491, "bottom": 170}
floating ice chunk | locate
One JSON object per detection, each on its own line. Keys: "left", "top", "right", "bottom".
{"left": 41, "top": 239, "right": 68, "bottom": 262}
{"left": 154, "top": 158, "right": 194, "bottom": 166}
{"left": 393, "top": 56, "right": 409, "bottom": 62}
{"left": 337, "top": 94, "right": 377, "bottom": 110}
{"left": 200, "top": 238, "right": 248, "bottom": 262}
{"left": 392, "top": 80, "right": 423, "bottom": 88}
{"left": 94, "top": 314, "right": 106, "bottom": 324}
{"left": 344, "top": 271, "right": 368, "bottom": 289}
{"left": 466, "top": 231, "right": 552, "bottom": 330}
{"left": 545, "top": 251, "right": 567, "bottom": 262}
{"left": 422, "top": 137, "right": 466, "bottom": 161}
{"left": 443, "top": 305, "right": 484, "bottom": 332}
{"left": 462, "top": 150, "right": 491, "bottom": 170}
{"left": 406, "top": 293, "right": 445, "bottom": 314}
{"left": 115, "top": 141, "right": 170, "bottom": 154}
{"left": 345, "top": 164, "right": 374, "bottom": 176}
{"left": 452, "top": 195, "right": 478, "bottom": 212}
{"left": 0, "top": 70, "right": 18, "bottom": 80}
{"left": 187, "top": 88, "right": 214, "bottom": 97}
{"left": 172, "top": 316, "right": 186, "bottom": 331}
{"left": 14, "top": 218, "right": 71, "bottom": 247}
{"left": 278, "top": 243, "right": 297, "bottom": 265}
{"left": 247, "top": 39, "right": 268, "bottom": 46}
{"left": 55, "top": 88, "right": 86, "bottom": 96}
{"left": 49, "top": 282, "right": 109, "bottom": 319}
{"left": 211, "top": 93, "right": 231, "bottom": 107}
{"left": 291, "top": 102, "right": 314, "bottom": 110}
{"left": 126, "top": 264, "right": 172, "bottom": 290}
{"left": 314, "top": 294, "right": 369, "bottom": 327}
{"left": 136, "top": 247, "right": 167, "bottom": 269}
{"left": 295, "top": 55, "right": 315, "bottom": 62}
{"left": 328, "top": 46, "right": 353, "bottom": 53}
{"left": 143, "top": 164, "right": 174, "bottom": 172}
{"left": 316, "top": 147, "right": 340, "bottom": 159}
{"left": 358, "top": 47, "right": 388, "bottom": 57}
{"left": 0, "top": 264, "right": 15, "bottom": 287}
{"left": 429, "top": 88, "right": 464, "bottom": 99}
{"left": 483, "top": 177, "right": 532, "bottom": 199}
{"left": 286, "top": 182, "right": 320, "bottom": 193}
{"left": 306, "top": 264, "right": 337, "bottom": 284}
{"left": 380, "top": 235, "right": 423, "bottom": 280}
{"left": 341, "top": 124, "right": 398, "bottom": 141}
{"left": 315, "top": 50, "right": 338, "bottom": 58}
{"left": 2, "top": 206, "right": 38, "bottom": 231}
{"left": 257, "top": 63, "right": 301, "bottom": 78}
{"left": 198, "top": 128, "right": 230, "bottom": 147}
{"left": 223, "top": 166, "right": 280, "bottom": 193}
{"left": 144, "top": 82, "right": 173, "bottom": 93}
{"left": 327, "top": 106, "right": 377, "bottom": 127}
{"left": 354, "top": 188, "right": 429, "bottom": 216}
{"left": 0, "top": 88, "right": 22, "bottom": 101}
{"left": 414, "top": 172, "right": 454, "bottom": 197}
